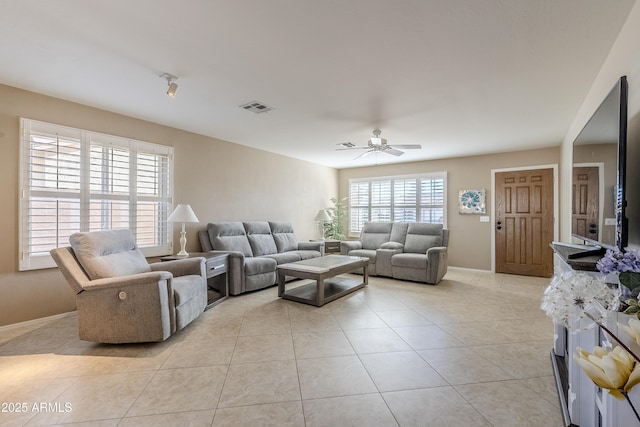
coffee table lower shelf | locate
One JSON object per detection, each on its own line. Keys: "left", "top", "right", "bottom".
{"left": 281, "top": 276, "right": 365, "bottom": 307}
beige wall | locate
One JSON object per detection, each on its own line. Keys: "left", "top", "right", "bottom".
{"left": 338, "top": 147, "right": 561, "bottom": 270}
{"left": 560, "top": 1, "right": 640, "bottom": 249}
{"left": 0, "top": 84, "right": 338, "bottom": 326}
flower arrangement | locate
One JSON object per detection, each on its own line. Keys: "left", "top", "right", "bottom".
{"left": 541, "top": 263, "right": 640, "bottom": 421}
{"left": 597, "top": 248, "right": 640, "bottom": 317}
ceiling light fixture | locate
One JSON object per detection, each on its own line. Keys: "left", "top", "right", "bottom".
{"left": 160, "top": 73, "right": 179, "bottom": 97}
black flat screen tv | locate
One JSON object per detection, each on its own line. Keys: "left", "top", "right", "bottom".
{"left": 571, "top": 76, "right": 628, "bottom": 255}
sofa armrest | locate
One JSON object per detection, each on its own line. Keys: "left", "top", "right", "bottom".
{"left": 376, "top": 248, "right": 403, "bottom": 277}
{"left": 82, "top": 271, "right": 173, "bottom": 291}
{"left": 150, "top": 257, "right": 206, "bottom": 278}
{"left": 380, "top": 242, "right": 404, "bottom": 251}
{"left": 340, "top": 241, "right": 362, "bottom": 254}
{"left": 198, "top": 230, "right": 213, "bottom": 251}
{"left": 298, "top": 241, "right": 325, "bottom": 255}
{"left": 426, "top": 246, "right": 448, "bottom": 284}
{"left": 426, "top": 246, "right": 447, "bottom": 256}
{"left": 200, "top": 250, "right": 246, "bottom": 295}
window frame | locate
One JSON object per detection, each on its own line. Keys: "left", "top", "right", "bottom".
{"left": 19, "top": 118, "right": 174, "bottom": 271}
{"left": 348, "top": 172, "right": 447, "bottom": 237}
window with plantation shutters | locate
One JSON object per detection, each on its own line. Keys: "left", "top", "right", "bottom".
{"left": 348, "top": 172, "right": 446, "bottom": 235}
{"left": 19, "top": 118, "right": 174, "bottom": 271}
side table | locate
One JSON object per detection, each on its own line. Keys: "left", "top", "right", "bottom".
{"left": 161, "top": 252, "right": 229, "bottom": 309}
{"left": 310, "top": 239, "right": 341, "bottom": 255}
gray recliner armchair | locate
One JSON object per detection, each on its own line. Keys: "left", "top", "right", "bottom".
{"left": 50, "top": 229, "right": 207, "bottom": 344}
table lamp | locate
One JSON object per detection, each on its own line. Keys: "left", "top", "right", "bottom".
{"left": 168, "top": 204, "right": 200, "bottom": 256}
{"left": 314, "top": 209, "right": 332, "bottom": 240}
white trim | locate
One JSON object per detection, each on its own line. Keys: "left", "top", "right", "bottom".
{"left": 0, "top": 311, "right": 75, "bottom": 332}
{"left": 573, "top": 162, "right": 605, "bottom": 244}
{"left": 19, "top": 118, "right": 175, "bottom": 271}
{"left": 348, "top": 171, "right": 447, "bottom": 236}
{"left": 490, "top": 164, "right": 559, "bottom": 273}
{"left": 447, "top": 266, "right": 493, "bottom": 274}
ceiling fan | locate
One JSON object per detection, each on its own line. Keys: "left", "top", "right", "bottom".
{"left": 336, "top": 129, "right": 422, "bottom": 159}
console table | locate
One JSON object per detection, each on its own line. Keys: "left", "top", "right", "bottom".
{"left": 161, "top": 252, "right": 228, "bottom": 309}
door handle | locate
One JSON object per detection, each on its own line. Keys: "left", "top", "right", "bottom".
{"left": 496, "top": 221, "right": 502, "bottom": 231}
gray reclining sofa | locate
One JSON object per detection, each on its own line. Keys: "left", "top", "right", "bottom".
{"left": 199, "top": 221, "right": 324, "bottom": 295}
{"left": 341, "top": 222, "right": 449, "bottom": 284}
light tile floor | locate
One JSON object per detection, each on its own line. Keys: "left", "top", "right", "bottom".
{"left": 0, "top": 268, "right": 564, "bottom": 426}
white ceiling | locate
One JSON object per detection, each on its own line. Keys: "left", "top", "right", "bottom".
{"left": 0, "top": 0, "right": 635, "bottom": 169}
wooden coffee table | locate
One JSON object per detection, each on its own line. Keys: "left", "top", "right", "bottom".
{"left": 277, "top": 255, "right": 369, "bottom": 306}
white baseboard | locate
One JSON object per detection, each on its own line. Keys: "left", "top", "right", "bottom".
{"left": 447, "top": 266, "right": 492, "bottom": 274}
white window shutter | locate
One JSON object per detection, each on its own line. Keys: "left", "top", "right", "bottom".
{"left": 19, "top": 118, "right": 174, "bottom": 270}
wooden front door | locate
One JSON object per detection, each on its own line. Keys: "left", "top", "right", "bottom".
{"left": 572, "top": 166, "right": 600, "bottom": 242}
{"left": 495, "top": 168, "right": 554, "bottom": 277}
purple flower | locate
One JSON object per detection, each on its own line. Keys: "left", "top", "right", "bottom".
{"left": 597, "top": 249, "right": 640, "bottom": 274}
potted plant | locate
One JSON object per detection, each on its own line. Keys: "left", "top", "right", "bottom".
{"left": 323, "top": 196, "right": 348, "bottom": 240}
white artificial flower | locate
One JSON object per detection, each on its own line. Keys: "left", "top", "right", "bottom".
{"left": 541, "top": 270, "right": 620, "bottom": 331}
{"left": 619, "top": 317, "right": 640, "bottom": 346}
{"left": 574, "top": 345, "right": 640, "bottom": 401}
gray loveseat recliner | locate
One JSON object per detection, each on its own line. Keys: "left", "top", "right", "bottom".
{"left": 50, "top": 229, "right": 207, "bottom": 344}
{"left": 341, "top": 222, "right": 449, "bottom": 284}
{"left": 199, "top": 221, "right": 324, "bottom": 295}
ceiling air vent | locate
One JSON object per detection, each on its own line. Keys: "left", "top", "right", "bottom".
{"left": 239, "top": 101, "right": 274, "bottom": 114}
{"left": 338, "top": 142, "right": 357, "bottom": 148}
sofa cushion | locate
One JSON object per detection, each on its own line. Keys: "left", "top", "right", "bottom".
{"left": 294, "top": 250, "right": 322, "bottom": 260}
{"left": 208, "top": 222, "right": 254, "bottom": 257}
{"left": 391, "top": 253, "right": 428, "bottom": 269}
{"left": 244, "top": 222, "right": 278, "bottom": 256}
{"left": 404, "top": 224, "right": 443, "bottom": 254}
{"left": 69, "top": 229, "right": 150, "bottom": 280}
{"left": 264, "top": 252, "right": 301, "bottom": 264}
{"left": 269, "top": 221, "right": 299, "bottom": 252}
{"left": 348, "top": 249, "right": 378, "bottom": 263}
{"left": 243, "top": 256, "right": 277, "bottom": 276}
{"left": 389, "top": 222, "right": 409, "bottom": 244}
{"left": 360, "top": 222, "right": 393, "bottom": 250}
{"left": 172, "top": 275, "right": 204, "bottom": 306}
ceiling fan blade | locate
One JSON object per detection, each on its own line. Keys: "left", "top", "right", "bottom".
{"left": 389, "top": 144, "right": 422, "bottom": 149}
{"left": 336, "top": 146, "right": 367, "bottom": 151}
{"left": 384, "top": 148, "right": 404, "bottom": 156}
{"left": 354, "top": 149, "right": 374, "bottom": 159}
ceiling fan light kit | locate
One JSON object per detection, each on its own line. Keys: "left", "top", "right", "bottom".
{"left": 369, "top": 129, "right": 386, "bottom": 146}
{"left": 336, "top": 129, "right": 422, "bottom": 160}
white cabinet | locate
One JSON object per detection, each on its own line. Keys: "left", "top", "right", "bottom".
{"left": 553, "top": 249, "right": 640, "bottom": 427}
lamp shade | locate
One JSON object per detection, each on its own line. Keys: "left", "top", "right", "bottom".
{"left": 314, "top": 209, "right": 331, "bottom": 222}
{"left": 168, "top": 204, "right": 199, "bottom": 223}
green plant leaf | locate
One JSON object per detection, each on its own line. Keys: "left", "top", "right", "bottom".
{"left": 624, "top": 306, "right": 640, "bottom": 314}
{"left": 619, "top": 272, "right": 640, "bottom": 291}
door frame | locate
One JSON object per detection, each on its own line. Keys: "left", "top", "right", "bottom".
{"left": 490, "top": 164, "right": 559, "bottom": 273}
{"left": 573, "top": 162, "right": 605, "bottom": 243}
